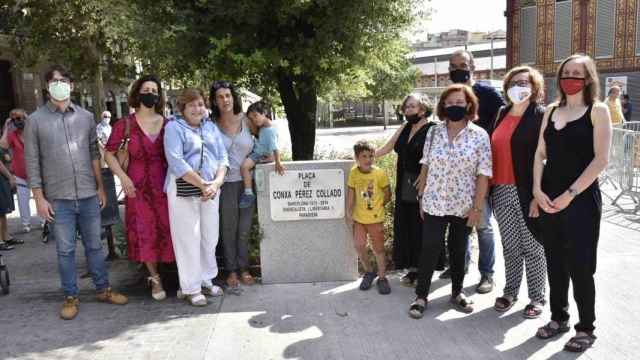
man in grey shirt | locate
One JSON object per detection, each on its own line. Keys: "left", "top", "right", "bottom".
{"left": 24, "top": 64, "right": 128, "bottom": 320}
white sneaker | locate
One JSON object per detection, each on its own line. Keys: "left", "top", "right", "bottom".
{"left": 22, "top": 225, "right": 30, "bottom": 233}
{"left": 202, "top": 285, "right": 224, "bottom": 297}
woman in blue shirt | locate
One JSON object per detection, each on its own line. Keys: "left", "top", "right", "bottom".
{"left": 164, "top": 88, "right": 229, "bottom": 306}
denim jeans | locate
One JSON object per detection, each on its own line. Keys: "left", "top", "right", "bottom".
{"left": 467, "top": 197, "right": 496, "bottom": 276}
{"left": 52, "top": 196, "right": 109, "bottom": 296}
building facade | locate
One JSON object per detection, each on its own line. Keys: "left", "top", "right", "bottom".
{"left": 507, "top": 0, "right": 640, "bottom": 118}
{"left": 412, "top": 41, "right": 507, "bottom": 88}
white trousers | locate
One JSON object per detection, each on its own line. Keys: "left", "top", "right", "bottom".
{"left": 167, "top": 175, "right": 220, "bottom": 295}
{"left": 15, "top": 177, "right": 36, "bottom": 227}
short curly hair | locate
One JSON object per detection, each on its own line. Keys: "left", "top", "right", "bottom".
{"left": 436, "top": 84, "right": 479, "bottom": 122}
{"left": 128, "top": 75, "right": 165, "bottom": 115}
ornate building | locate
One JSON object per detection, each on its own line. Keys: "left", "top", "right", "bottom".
{"left": 507, "top": 0, "right": 640, "bottom": 116}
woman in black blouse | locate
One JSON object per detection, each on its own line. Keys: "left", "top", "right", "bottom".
{"left": 375, "top": 94, "right": 435, "bottom": 286}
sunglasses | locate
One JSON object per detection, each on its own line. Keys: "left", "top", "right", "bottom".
{"left": 212, "top": 80, "right": 231, "bottom": 91}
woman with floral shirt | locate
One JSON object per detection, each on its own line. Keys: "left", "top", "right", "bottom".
{"left": 409, "top": 84, "right": 493, "bottom": 319}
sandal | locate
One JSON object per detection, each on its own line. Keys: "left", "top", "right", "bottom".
{"left": 408, "top": 297, "right": 428, "bottom": 319}
{"left": 451, "top": 293, "right": 474, "bottom": 314}
{"left": 494, "top": 296, "right": 517, "bottom": 312}
{"left": 536, "top": 321, "right": 570, "bottom": 339}
{"left": 523, "top": 303, "right": 543, "bottom": 319}
{"left": 240, "top": 271, "right": 255, "bottom": 286}
{"left": 147, "top": 275, "right": 166, "bottom": 301}
{"left": 564, "top": 333, "right": 597, "bottom": 353}
{"left": 0, "top": 242, "right": 14, "bottom": 251}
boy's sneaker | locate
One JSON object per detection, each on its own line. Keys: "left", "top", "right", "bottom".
{"left": 376, "top": 277, "right": 391, "bottom": 295}
{"left": 239, "top": 193, "right": 256, "bottom": 209}
{"left": 359, "top": 272, "right": 376, "bottom": 291}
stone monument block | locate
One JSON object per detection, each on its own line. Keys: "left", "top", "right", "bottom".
{"left": 256, "top": 160, "right": 358, "bottom": 284}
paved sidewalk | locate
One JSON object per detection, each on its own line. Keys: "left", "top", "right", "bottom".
{"left": 0, "top": 185, "right": 639, "bottom": 359}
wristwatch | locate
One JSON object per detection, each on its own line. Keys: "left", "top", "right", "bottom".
{"left": 567, "top": 188, "right": 578, "bottom": 197}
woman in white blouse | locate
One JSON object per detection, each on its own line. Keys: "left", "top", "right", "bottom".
{"left": 409, "top": 84, "right": 493, "bottom": 319}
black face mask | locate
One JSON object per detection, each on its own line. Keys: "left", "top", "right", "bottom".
{"left": 139, "top": 93, "right": 160, "bottom": 108}
{"left": 405, "top": 113, "right": 420, "bottom": 124}
{"left": 444, "top": 105, "right": 467, "bottom": 122}
{"left": 449, "top": 69, "right": 471, "bottom": 84}
{"left": 13, "top": 119, "right": 25, "bottom": 130}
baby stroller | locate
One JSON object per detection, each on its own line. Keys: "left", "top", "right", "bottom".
{"left": 0, "top": 254, "right": 9, "bottom": 295}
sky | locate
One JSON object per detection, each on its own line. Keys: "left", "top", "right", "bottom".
{"left": 423, "top": 0, "right": 507, "bottom": 34}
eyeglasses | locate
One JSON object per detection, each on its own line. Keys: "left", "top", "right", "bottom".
{"left": 212, "top": 80, "right": 231, "bottom": 90}
{"left": 509, "top": 80, "right": 531, "bottom": 88}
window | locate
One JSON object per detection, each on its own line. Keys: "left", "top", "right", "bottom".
{"left": 520, "top": 6, "right": 537, "bottom": 64}
{"left": 554, "top": 1, "right": 572, "bottom": 61}
{"left": 596, "top": 0, "right": 616, "bottom": 58}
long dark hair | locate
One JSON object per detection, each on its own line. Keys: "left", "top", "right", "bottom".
{"left": 209, "top": 80, "right": 243, "bottom": 118}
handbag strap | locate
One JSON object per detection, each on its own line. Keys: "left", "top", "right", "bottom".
{"left": 424, "top": 125, "right": 436, "bottom": 170}
{"left": 197, "top": 125, "right": 204, "bottom": 172}
{"left": 118, "top": 115, "right": 132, "bottom": 150}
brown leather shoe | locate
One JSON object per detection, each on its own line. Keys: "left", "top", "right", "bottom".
{"left": 60, "top": 296, "right": 79, "bottom": 320}
{"left": 96, "top": 287, "right": 128, "bottom": 305}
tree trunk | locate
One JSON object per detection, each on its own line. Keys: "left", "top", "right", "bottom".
{"left": 88, "top": 41, "right": 105, "bottom": 122}
{"left": 277, "top": 73, "right": 317, "bottom": 160}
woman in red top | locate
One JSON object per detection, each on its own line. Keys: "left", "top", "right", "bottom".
{"left": 490, "top": 66, "right": 547, "bottom": 318}
{"left": 105, "top": 75, "right": 174, "bottom": 301}
{"left": 0, "top": 109, "right": 40, "bottom": 234}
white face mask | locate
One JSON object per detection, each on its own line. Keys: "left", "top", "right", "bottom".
{"left": 48, "top": 81, "right": 71, "bottom": 101}
{"left": 507, "top": 85, "right": 532, "bottom": 104}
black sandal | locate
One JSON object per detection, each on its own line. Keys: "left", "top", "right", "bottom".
{"left": 451, "top": 293, "right": 474, "bottom": 313}
{"left": 408, "top": 297, "right": 427, "bottom": 319}
{"left": 0, "top": 242, "right": 14, "bottom": 251}
{"left": 523, "top": 303, "right": 543, "bottom": 319}
{"left": 564, "top": 333, "right": 596, "bottom": 352}
{"left": 536, "top": 321, "right": 570, "bottom": 339}
{"left": 494, "top": 296, "right": 517, "bottom": 312}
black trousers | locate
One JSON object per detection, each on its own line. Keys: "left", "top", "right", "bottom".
{"left": 541, "top": 191, "right": 600, "bottom": 333}
{"left": 416, "top": 214, "right": 471, "bottom": 298}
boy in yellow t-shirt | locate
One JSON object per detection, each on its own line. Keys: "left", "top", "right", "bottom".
{"left": 346, "top": 140, "right": 392, "bottom": 294}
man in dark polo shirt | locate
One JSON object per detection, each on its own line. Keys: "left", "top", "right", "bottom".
{"left": 447, "top": 49, "right": 505, "bottom": 294}
{"left": 24, "top": 65, "right": 128, "bottom": 320}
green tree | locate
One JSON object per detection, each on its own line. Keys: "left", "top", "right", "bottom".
{"left": 6, "top": 0, "right": 139, "bottom": 119}
{"left": 141, "top": 0, "right": 419, "bottom": 160}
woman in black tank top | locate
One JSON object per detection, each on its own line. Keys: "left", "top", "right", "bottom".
{"left": 532, "top": 55, "right": 612, "bottom": 353}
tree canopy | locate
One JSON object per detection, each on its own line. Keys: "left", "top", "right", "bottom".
{"left": 6, "top": 0, "right": 426, "bottom": 158}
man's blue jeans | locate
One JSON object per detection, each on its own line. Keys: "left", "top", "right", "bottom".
{"left": 466, "top": 197, "right": 496, "bottom": 276}
{"left": 53, "top": 196, "right": 109, "bottom": 296}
